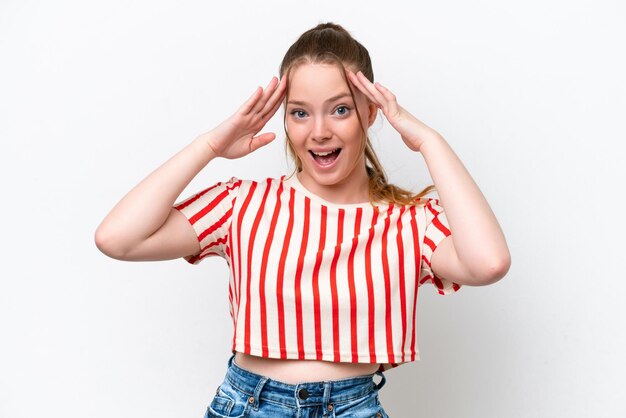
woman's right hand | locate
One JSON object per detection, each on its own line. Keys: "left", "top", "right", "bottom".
{"left": 203, "top": 76, "right": 287, "bottom": 159}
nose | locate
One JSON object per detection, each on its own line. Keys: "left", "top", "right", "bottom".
{"left": 311, "top": 117, "right": 331, "bottom": 141}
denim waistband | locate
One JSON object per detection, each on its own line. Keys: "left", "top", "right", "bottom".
{"left": 223, "top": 354, "right": 386, "bottom": 408}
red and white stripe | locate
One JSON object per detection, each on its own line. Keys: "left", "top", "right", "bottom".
{"left": 173, "top": 174, "right": 460, "bottom": 372}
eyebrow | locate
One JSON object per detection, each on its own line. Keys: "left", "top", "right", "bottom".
{"left": 287, "top": 93, "right": 352, "bottom": 106}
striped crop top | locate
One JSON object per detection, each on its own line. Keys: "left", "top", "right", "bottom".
{"left": 173, "top": 173, "right": 461, "bottom": 371}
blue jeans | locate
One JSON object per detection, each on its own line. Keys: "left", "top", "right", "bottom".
{"left": 204, "top": 354, "right": 389, "bottom": 417}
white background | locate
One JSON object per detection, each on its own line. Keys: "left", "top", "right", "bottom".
{"left": 1, "top": 1, "right": 624, "bottom": 417}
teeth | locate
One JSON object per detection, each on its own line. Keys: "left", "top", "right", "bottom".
{"left": 312, "top": 148, "right": 339, "bottom": 156}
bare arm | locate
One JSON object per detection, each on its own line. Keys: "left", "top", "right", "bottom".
{"left": 94, "top": 135, "right": 217, "bottom": 260}
{"left": 94, "top": 76, "right": 287, "bottom": 261}
{"left": 347, "top": 70, "right": 511, "bottom": 285}
{"left": 420, "top": 134, "right": 511, "bottom": 285}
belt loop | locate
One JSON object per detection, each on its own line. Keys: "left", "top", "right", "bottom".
{"left": 373, "top": 371, "right": 386, "bottom": 391}
{"left": 322, "top": 380, "right": 333, "bottom": 417}
{"left": 251, "top": 376, "right": 269, "bottom": 411}
{"left": 227, "top": 353, "right": 235, "bottom": 368}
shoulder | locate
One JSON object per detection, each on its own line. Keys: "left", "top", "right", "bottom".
{"left": 380, "top": 196, "right": 438, "bottom": 213}
{"left": 410, "top": 196, "right": 444, "bottom": 211}
{"left": 384, "top": 196, "right": 444, "bottom": 224}
{"left": 223, "top": 175, "right": 286, "bottom": 193}
{"left": 222, "top": 175, "right": 280, "bottom": 184}
{"left": 239, "top": 175, "right": 284, "bottom": 186}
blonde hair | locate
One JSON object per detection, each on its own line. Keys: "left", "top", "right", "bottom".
{"left": 279, "top": 22, "right": 436, "bottom": 209}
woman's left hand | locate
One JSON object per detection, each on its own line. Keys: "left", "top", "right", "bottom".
{"left": 347, "top": 70, "right": 441, "bottom": 153}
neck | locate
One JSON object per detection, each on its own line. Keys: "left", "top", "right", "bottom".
{"left": 297, "top": 164, "right": 370, "bottom": 204}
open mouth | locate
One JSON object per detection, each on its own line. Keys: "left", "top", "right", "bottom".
{"left": 309, "top": 148, "right": 342, "bottom": 166}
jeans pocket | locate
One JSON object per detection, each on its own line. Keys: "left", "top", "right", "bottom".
{"left": 205, "top": 382, "right": 250, "bottom": 418}
{"left": 334, "top": 390, "right": 384, "bottom": 417}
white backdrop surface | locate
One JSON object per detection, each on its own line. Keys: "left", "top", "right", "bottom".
{"left": 1, "top": 1, "right": 624, "bottom": 417}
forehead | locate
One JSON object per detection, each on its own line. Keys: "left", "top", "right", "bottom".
{"left": 287, "top": 63, "right": 351, "bottom": 101}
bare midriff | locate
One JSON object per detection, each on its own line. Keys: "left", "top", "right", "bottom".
{"left": 234, "top": 352, "right": 380, "bottom": 384}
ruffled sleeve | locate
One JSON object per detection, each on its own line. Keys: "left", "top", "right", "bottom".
{"left": 173, "top": 176, "right": 241, "bottom": 265}
{"left": 419, "top": 197, "right": 461, "bottom": 295}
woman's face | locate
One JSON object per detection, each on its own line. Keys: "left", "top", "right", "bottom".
{"left": 285, "top": 62, "right": 376, "bottom": 202}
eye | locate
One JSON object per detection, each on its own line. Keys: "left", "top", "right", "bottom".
{"left": 334, "top": 105, "right": 351, "bottom": 116}
{"left": 290, "top": 109, "right": 308, "bottom": 119}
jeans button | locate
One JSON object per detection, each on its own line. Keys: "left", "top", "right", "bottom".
{"left": 298, "top": 388, "right": 309, "bottom": 400}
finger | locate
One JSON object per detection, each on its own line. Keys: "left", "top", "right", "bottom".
{"left": 261, "top": 86, "right": 287, "bottom": 121}
{"left": 249, "top": 132, "right": 276, "bottom": 152}
{"left": 347, "top": 71, "right": 375, "bottom": 101}
{"left": 375, "top": 82, "right": 396, "bottom": 102}
{"left": 259, "top": 77, "right": 287, "bottom": 118}
{"left": 374, "top": 82, "right": 399, "bottom": 115}
{"left": 239, "top": 86, "right": 263, "bottom": 115}
{"left": 251, "top": 76, "right": 279, "bottom": 115}
{"left": 355, "top": 71, "right": 389, "bottom": 110}
{"left": 347, "top": 70, "right": 381, "bottom": 107}
{"left": 261, "top": 79, "right": 287, "bottom": 120}
{"left": 346, "top": 70, "right": 376, "bottom": 101}
{"left": 260, "top": 75, "right": 287, "bottom": 117}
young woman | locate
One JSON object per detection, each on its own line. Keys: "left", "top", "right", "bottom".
{"left": 95, "top": 22, "right": 510, "bottom": 418}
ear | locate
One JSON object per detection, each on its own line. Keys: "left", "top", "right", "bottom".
{"left": 367, "top": 101, "right": 378, "bottom": 127}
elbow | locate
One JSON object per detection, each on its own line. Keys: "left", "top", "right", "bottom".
{"left": 472, "top": 252, "right": 511, "bottom": 286}
{"left": 486, "top": 255, "right": 511, "bottom": 284}
{"left": 94, "top": 227, "right": 128, "bottom": 260}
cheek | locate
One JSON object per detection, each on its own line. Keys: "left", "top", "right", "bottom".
{"left": 343, "top": 117, "right": 365, "bottom": 137}
{"left": 285, "top": 119, "right": 300, "bottom": 134}
{"left": 286, "top": 121, "right": 309, "bottom": 144}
